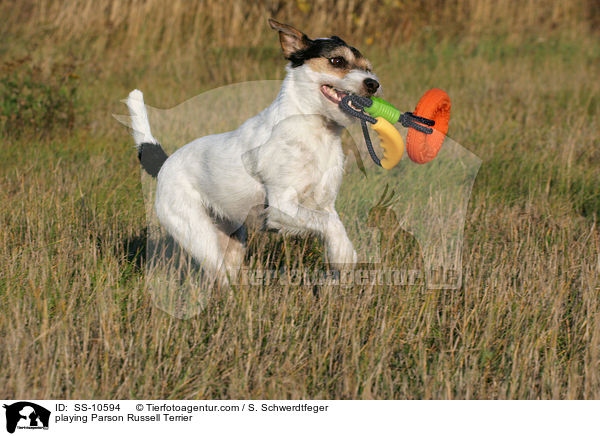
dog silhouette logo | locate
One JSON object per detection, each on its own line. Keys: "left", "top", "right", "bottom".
{"left": 2, "top": 402, "right": 50, "bottom": 433}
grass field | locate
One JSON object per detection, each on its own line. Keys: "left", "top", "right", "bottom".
{"left": 1, "top": 0, "right": 599, "bottom": 399}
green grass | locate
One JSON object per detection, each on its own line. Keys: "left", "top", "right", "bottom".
{"left": 0, "top": 29, "right": 599, "bottom": 398}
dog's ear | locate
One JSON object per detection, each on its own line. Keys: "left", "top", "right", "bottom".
{"left": 268, "top": 18, "right": 311, "bottom": 59}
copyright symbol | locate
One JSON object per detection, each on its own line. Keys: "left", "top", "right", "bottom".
{"left": 136, "top": 404, "right": 143, "bottom": 411}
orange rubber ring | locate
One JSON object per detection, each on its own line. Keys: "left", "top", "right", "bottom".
{"left": 405, "top": 88, "right": 451, "bottom": 164}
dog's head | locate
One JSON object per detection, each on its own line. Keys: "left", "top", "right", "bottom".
{"left": 269, "top": 18, "right": 381, "bottom": 126}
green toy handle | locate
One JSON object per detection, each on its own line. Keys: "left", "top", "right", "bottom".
{"left": 364, "top": 97, "right": 401, "bottom": 125}
{"left": 365, "top": 96, "right": 435, "bottom": 135}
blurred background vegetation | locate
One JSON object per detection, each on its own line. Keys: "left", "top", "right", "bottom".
{"left": 0, "top": 0, "right": 598, "bottom": 130}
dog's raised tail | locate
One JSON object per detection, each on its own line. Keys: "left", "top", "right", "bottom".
{"left": 127, "top": 89, "right": 168, "bottom": 178}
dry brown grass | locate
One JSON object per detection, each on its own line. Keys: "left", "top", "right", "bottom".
{"left": 1, "top": 0, "right": 598, "bottom": 56}
{"left": 0, "top": 0, "right": 599, "bottom": 399}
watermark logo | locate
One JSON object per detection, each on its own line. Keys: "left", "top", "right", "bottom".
{"left": 2, "top": 402, "right": 50, "bottom": 433}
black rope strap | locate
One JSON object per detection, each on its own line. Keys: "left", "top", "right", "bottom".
{"left": 340, "top": 95, "right": 381, "bottom": 166}
{"left": 339, "top": 95, "right": 377, "bottom": 124}
{"left": 360, "top": 119, "right": 380, "bottom": 167}
{"left": 398, "top": 112, "right": 435, "bottom": 134}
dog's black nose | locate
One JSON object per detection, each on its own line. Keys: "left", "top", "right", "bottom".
{"left": 363, "top": 78, "right": 379, "bottom": 93}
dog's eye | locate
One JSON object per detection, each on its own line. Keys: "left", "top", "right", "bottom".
{"left": 328, "top": 57, "right": 346, "bottom": 68}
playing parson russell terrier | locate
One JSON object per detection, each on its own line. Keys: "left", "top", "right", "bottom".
{"left": 126, "top": 19, "right": 381, "bottom": 286}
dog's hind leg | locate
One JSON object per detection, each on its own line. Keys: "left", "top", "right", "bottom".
{"left": 221, "top": 232, "right": 246, "bottom": 280}
{"left": 156, "top": 193, "right": 231, "bottom": 287}
{"left": 216, "top": 223, "right": 247, "bottom": 282}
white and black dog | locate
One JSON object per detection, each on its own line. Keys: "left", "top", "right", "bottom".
{"left": 127, "top": 19, "right": 381, "bottom": 286}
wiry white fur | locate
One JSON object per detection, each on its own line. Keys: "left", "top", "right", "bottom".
{"left": 127, "top": 89, "right": 158, "bottom": 147}
{"left": 132, "top": 62, "right": 379, "bottom": 286}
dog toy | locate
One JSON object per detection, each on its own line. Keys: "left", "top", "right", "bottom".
{"left": 339, "top": 88, "right": 451, "bottom": 168}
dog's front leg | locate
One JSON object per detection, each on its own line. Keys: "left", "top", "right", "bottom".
{"left": 266, "top": 187, "right": 357, "bottom": 267}
{"left": 323, "top": 215, "right": 358, "bottom": 268}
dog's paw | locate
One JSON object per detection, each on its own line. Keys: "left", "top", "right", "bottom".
{"left": 261, "top": 206, "right": 284, "bottom": 232}
{"left": 326, "top": 233, "right": 357, "bottom": 268}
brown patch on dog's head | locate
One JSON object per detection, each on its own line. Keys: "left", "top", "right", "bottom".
{"left": 305, "top": 44, "right": 373, "bottom": 78}
{"left": 352, "top": 55, "right": 373, "bottom": 72}
{"left": 305, "top": 58, "right": 347, "bottom": 78}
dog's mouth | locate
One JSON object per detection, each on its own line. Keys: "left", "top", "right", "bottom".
{"left": 320, "top": 85, "right": 364, "bottom": 112}
{"left": 320, "top": 84, "right": 349, "bottom": 105}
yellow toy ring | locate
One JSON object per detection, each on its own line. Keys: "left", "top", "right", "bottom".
{"left": 372, "top": 117, "right": 405, "bottom": 170}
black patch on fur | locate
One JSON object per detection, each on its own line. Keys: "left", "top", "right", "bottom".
{"left": 288, "top": 35, "right": 362, "bottom": 68}
{"left": 138, "top": 142, "right": 168, "bottom": 178}
{"left": 350, "top": 46, "right": 363, "bottom": 59}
